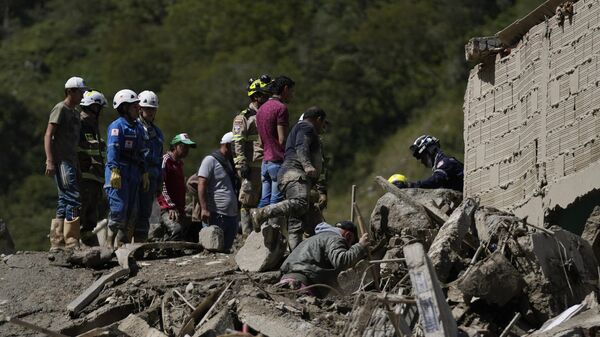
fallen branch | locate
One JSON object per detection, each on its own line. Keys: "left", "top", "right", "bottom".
{"left": 195, "top": 280, "right": 234, "bottom": 330}
{"left": 369, "top": 258, "right": 406, "bottom": 264}
{"left": 173, "top": 289, "right": 195, "bottom": 310}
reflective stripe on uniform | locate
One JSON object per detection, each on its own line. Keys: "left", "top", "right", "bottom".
{"left": 81, "top": 172, "right": 104, "bottom": 184}
{"left": 78, "top": 147, "right": 101, "bottom": 156}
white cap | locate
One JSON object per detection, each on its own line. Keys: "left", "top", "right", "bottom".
{"left": 220, "top": 132, "right": 234, "bottom": 144}
{"left": 138, "top": 90, "right": 159, "bottom": 108}
{"left": 65, "top": 76, "right": 87, "bottom": 89}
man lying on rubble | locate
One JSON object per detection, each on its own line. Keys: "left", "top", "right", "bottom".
{"left": 392, "top": 134, "right": 464, "bottom": 192}
{"left": 278, "top": 221, "right": 370, "bottom": 297}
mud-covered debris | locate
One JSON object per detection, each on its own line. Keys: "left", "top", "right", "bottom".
{"left": 117, "top": 314, "right": 167, "bottom": 337}
{"left": 68, "top": 247, "right": 114, "bottom": 269}
{"left": 338, "top": 259, "right": 373, "bottom": 293}
{"left": 235, "top": 231, "right": 285, "bottom": 272}
{"left": 199, "top": 226, "right": 224, "bottom": 252}
{"left": 581, "top": 205, "right": 600, "bottom": 263}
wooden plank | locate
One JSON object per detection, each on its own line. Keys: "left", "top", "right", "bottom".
{"left": 67, "top": 268, "right": 130, "bottom": 316}
{"left": 403, "top": 242, "right": 457, "bottom": 337}
{"left": 374, "top": 176, "right": 449, "bottom": 225}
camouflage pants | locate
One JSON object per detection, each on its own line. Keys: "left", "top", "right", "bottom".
{"left": 239, "top": 165, "right": 262, "bottom": 234}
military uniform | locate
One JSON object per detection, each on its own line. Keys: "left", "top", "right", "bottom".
{"left": 78, "top": 111, "right": 106, "bottom": 242}
{"left": 232, "top": 104, "right": 263, "bottom": 234}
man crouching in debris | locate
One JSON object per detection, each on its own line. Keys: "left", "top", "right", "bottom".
{"left": 278, "top": 221, "right": 369, "bottom": 297}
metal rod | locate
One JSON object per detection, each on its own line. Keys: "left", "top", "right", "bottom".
{"left": 499, "top": 312, "right": 521, "bottom": 337}
{"left": 173, "top": 289, "right": 195, "bottom": 310}
{"left": 369, "top": 258, "right": 406, "bottom": 264}
{"left": 195, "top": 280, "right": 233, "bottom": 330}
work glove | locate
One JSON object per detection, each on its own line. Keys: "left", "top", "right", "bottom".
{"left": 317, "top": 193, "right": 328, "bottom": 210}
{"left": 142, "top": 173, "right": 150, "bottom": 192}
{"left": 110, "top": 169, "right": 122, "bottom": 189}
{"left": 239, "top": 163, "right": 251, "bottom": 179}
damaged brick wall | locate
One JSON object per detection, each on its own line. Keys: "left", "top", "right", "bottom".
{"left": 463, "top": 0, "right": 600, "bottom": 226}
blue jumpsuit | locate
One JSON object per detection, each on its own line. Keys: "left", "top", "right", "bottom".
{"left": 104, "top": 116, "right": 147, "bottom": 232}
{"left": 138, "top": 118, "right": 164, "bottom": 238}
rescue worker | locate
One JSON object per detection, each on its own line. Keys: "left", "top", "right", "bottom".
{"left": 137, "top": 90, "right": 164, "bottom": 241}
{"left": 152, "top": 133, "right": 196, "bottom": 241}
{"left": 251, "top": 106, "right": 328, "bottom": 250}
{"left": 105, "top": 89, "right": 149, "bottom": 248}
{"left": 44, "top": 76, "right": 87, "bottom": 251}
{"left": 232, "top": 75, "right": 271, "bottom": 234}
{"left": 78, "top": 90, "right": 108, "bottom": 246}
{"left": 393, "top": 135, "right": 464, "bottom": 192}
{"left": 278, "top": 221, "right": 369, "bottom": 297}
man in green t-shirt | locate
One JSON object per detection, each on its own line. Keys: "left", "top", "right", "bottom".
{"left": 44, "top": 76, "right": 87, "bottom": 251}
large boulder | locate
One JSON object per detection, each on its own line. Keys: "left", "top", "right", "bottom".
{"left": 0, "top": 219, "right": 15, "bottom": 255}
{"left": 369, "top": 192, "right": 436, "bottom": 246}
{"left": 403, "top": 188, "right": 463, "bottom": 216}
{"left": 474, "top": 207, "right": 521, "bottom": 243}
{"left": 235, "top": 231, "right": 285, "bottom": 272}
{"left": 581, "top": 206, "right": 600, "bottom": 263}
{"left": 199, "top": 226, "right": 224, "bottom": 252}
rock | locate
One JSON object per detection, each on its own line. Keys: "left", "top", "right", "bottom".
{"left": 0, "top": 219, "right": 15, "bottom": 255}
{"left": 338, "top": 259, "right": 373, "bottom": 292}
{"left": 235, "top": 231, "right": 285, "bottom": 272}
{"left": 474, "top": 207, "right": 521, "bottom": 243}
{"left": 428, "top": 198, "right": 477, "bottom": 282}
{"left": 117, "top": 314, "right": 167, "bottom": 337}
{"left": 457, "top": 251, "right": 524, "bottom": 306}
{"left": 369, "top": 192, "right": 436, "bottom": 246}
{"left": 379, "top": 247, "right": 403, "bottom": 276}
{"left": 68, "top": 247, "right": 114, "bottom": 268}
{"left": 237, "top": 297, "right": 329, "bottom": 337}
{"left": 581, "top": 206, "right": 600, "bottom": 262}
{"left": 508, "top": 228, "right": 599, "bottom": 323}
{"left": 192, "top": 307, "right": 235, "bottom": 337}
{"left": 403, "top": 188, "right": 463, "bottom": 216}
{"left": 527, "top": 293, "right": 600, "bottom": 337}
{"left": 199, "top": 226, "right": 224, "bottom": 252}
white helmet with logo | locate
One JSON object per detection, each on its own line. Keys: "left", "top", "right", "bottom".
{"left": 138, "top": 90, "right": 159, "bottom": 108}
{"left": 113, "top": 89, "right": 139, "bottom": 110}
{"left": 65, "top": 76, "right": 87, "bottom": 89}
{"left": 80, "top": 90, "right": 108, "bottom": 107}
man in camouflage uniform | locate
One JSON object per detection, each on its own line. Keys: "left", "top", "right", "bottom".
{"left": 78, "top": 90, "right": 108, "bottom": 246}
{"left": 232, "top": 75, "right": 272, "bottom": 234}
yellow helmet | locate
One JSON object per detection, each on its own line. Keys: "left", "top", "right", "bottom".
{"left": 388, "top": 174, "right": 407, "bottom": 184}
{"left": 247, "top": 74, "right": 272, "bottom": 97}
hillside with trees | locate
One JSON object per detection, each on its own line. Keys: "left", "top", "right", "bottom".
{"left": 0, "top": 0, "right": 540, "bottom": 250}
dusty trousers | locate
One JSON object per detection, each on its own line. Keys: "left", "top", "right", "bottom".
{"left": 80, "top": 180, "right": 103, "bottom": 231}
{"left": 239, "top": 165, "right": 262, "bottom": 234}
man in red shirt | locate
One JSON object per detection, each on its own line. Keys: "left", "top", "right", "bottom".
{"left": 152, "top": 133, "right": 196, "bottom": 241}
{"left": 256, "top": 75, "right": 295, "bottom": 211}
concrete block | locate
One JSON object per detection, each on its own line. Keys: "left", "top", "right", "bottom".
{"left": 234, "top": 231, "right": 285, "bottom": 272}
{"left": 199, "top": 226, "right": 224, "bottom": 252}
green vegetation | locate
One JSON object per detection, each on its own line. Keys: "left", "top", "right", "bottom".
{"left": 0, "top": 0, "right": 540, "bottom": 250}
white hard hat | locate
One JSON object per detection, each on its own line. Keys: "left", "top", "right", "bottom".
{"left": 220, "top": 132, "right": 234, "bottom": 144}
{"left": 65, "top": 76, "right": 87, "bottom": 89}
{"left": 113, "top": 89, "right": 139, "bottom": 110}
{"left": 138, "top": 90, "right": 159, "bottom": 108}
{"left": 80, "top": 90, "right": 108, "bottom": 107}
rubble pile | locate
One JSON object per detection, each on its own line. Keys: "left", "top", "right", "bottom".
{"left": 2, "top": 182, "right": 600, "bottom": 336}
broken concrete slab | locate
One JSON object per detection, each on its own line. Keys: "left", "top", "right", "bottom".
{"left": 199, "top": 226, "right": 224, "bottom": 252}
{"left": 67, "top": 268, "right": 130, "bottom": 316}
{"left": 457, "top": 251, "right": 525, "bottom": 306}
{"left": 192, "top": 307, "right": 235, "bottom": 337}
{"left": 581, "top": 205, "right": 600, "bottom": 263}
{"left": 117, "top": 314, "right": 167, "bottom": 337}
{"left": 0, "top": 219, "right": 15, "bottom": 255}
{"left": 369, "top": 192, "right": 436, "bottom": 246}
{"left": 474, "top": 207, "right": 521, "bottom": 243}
{"left": 235, "top": 231, "right": 285, "bottom": 272}
{"left": 508, "top": 227, "right": 599, "bottom": 323}
{"left": 428, "top": 198, "right": 478, "bottom": 283}
{"left": 528, "top": 293, "right": 600, "bottom": 337}
{"left": 237, "top": 296, "right": 329, "bottom": 337}
{"left": 402, "top": 188, "right": 463, "bottom": 216}
{"left": 464, "top": 36, "right": 503, "bottom": 62}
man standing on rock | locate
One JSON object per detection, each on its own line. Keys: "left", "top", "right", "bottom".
{"left": 232, "top": 75, "right": 271, "bottom": 235}
{"left": 393, "top": 135, "right": 464, "bottom": 192}
{"left": 278, "top": 221, "right": 369, "bottom": 297}
{"left": 78, "top": 90, "right": 108, "bottom": 246}
{"left": 152, "top": 133, "right": 196, "bottom": 241}
{"left": 198, "top": 132, "right": 239, "bottom": 251}
{"left": 256, "top": 75, "right": 294, "bottom": 209}
{"left": 44, "top": 76, "right": 88, "bottom": 251}
{"left": 252, "top": 106, "right": 328, "bottom": 250}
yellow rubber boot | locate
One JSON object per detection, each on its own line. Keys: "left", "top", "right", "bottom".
{"left": 64, "top": 217, "right": 81, "bottom": 250}
{"left": 49, "top": 218, "right": 65, "bottom": 252}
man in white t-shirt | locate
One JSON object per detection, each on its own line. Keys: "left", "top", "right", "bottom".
{"left": 197, "top": 132, "right": 239, "bottom": 250}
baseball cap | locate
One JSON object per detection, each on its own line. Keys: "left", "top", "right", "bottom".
{"left": 170, "top": 133, "right": 196, "bottom": 148}
{"left": 220, "top": 132, "right": 234, "bottom": 144}
{"left": 336, "top": 220, "right": 358, "bottom": 237}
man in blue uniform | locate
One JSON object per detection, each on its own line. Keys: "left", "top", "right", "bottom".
{"left": 393, "top": 135, "right": 464, "bottom": 192}
{"left": 137, "top": 90, "right": 164, "bottom": 242}
{"left": 105, "top": 89, "right": 149, "bottom": 248}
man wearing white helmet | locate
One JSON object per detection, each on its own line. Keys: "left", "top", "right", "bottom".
{"left": 105, "top": 89, "right": 149, "bottom": 248}
{"left": 137, "top": 90, "right": 164, "bottom": 242}
{"left": 78, "top": 90, "right": 108, "bottom": 246}
{"left": 44, "top": 76, "right": 87, "bottom": 251}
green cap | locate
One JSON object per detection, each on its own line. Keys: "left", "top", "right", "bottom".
{"left": 170, "top": 133, "right": 196, "bottom": 148}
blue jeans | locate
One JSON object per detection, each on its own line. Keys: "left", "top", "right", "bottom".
{"left": 205, "top": 212, "right": 238, "bottom": 251}
{"left": 258, "top": 161, "right": 283, "bottom": 207}
{"left": 54, "top": 161, "right": 81, "bottom": 221}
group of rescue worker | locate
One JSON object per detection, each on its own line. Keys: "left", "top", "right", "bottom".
{"left": 43, "top": 74, "right": 464, "bottom": 296}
